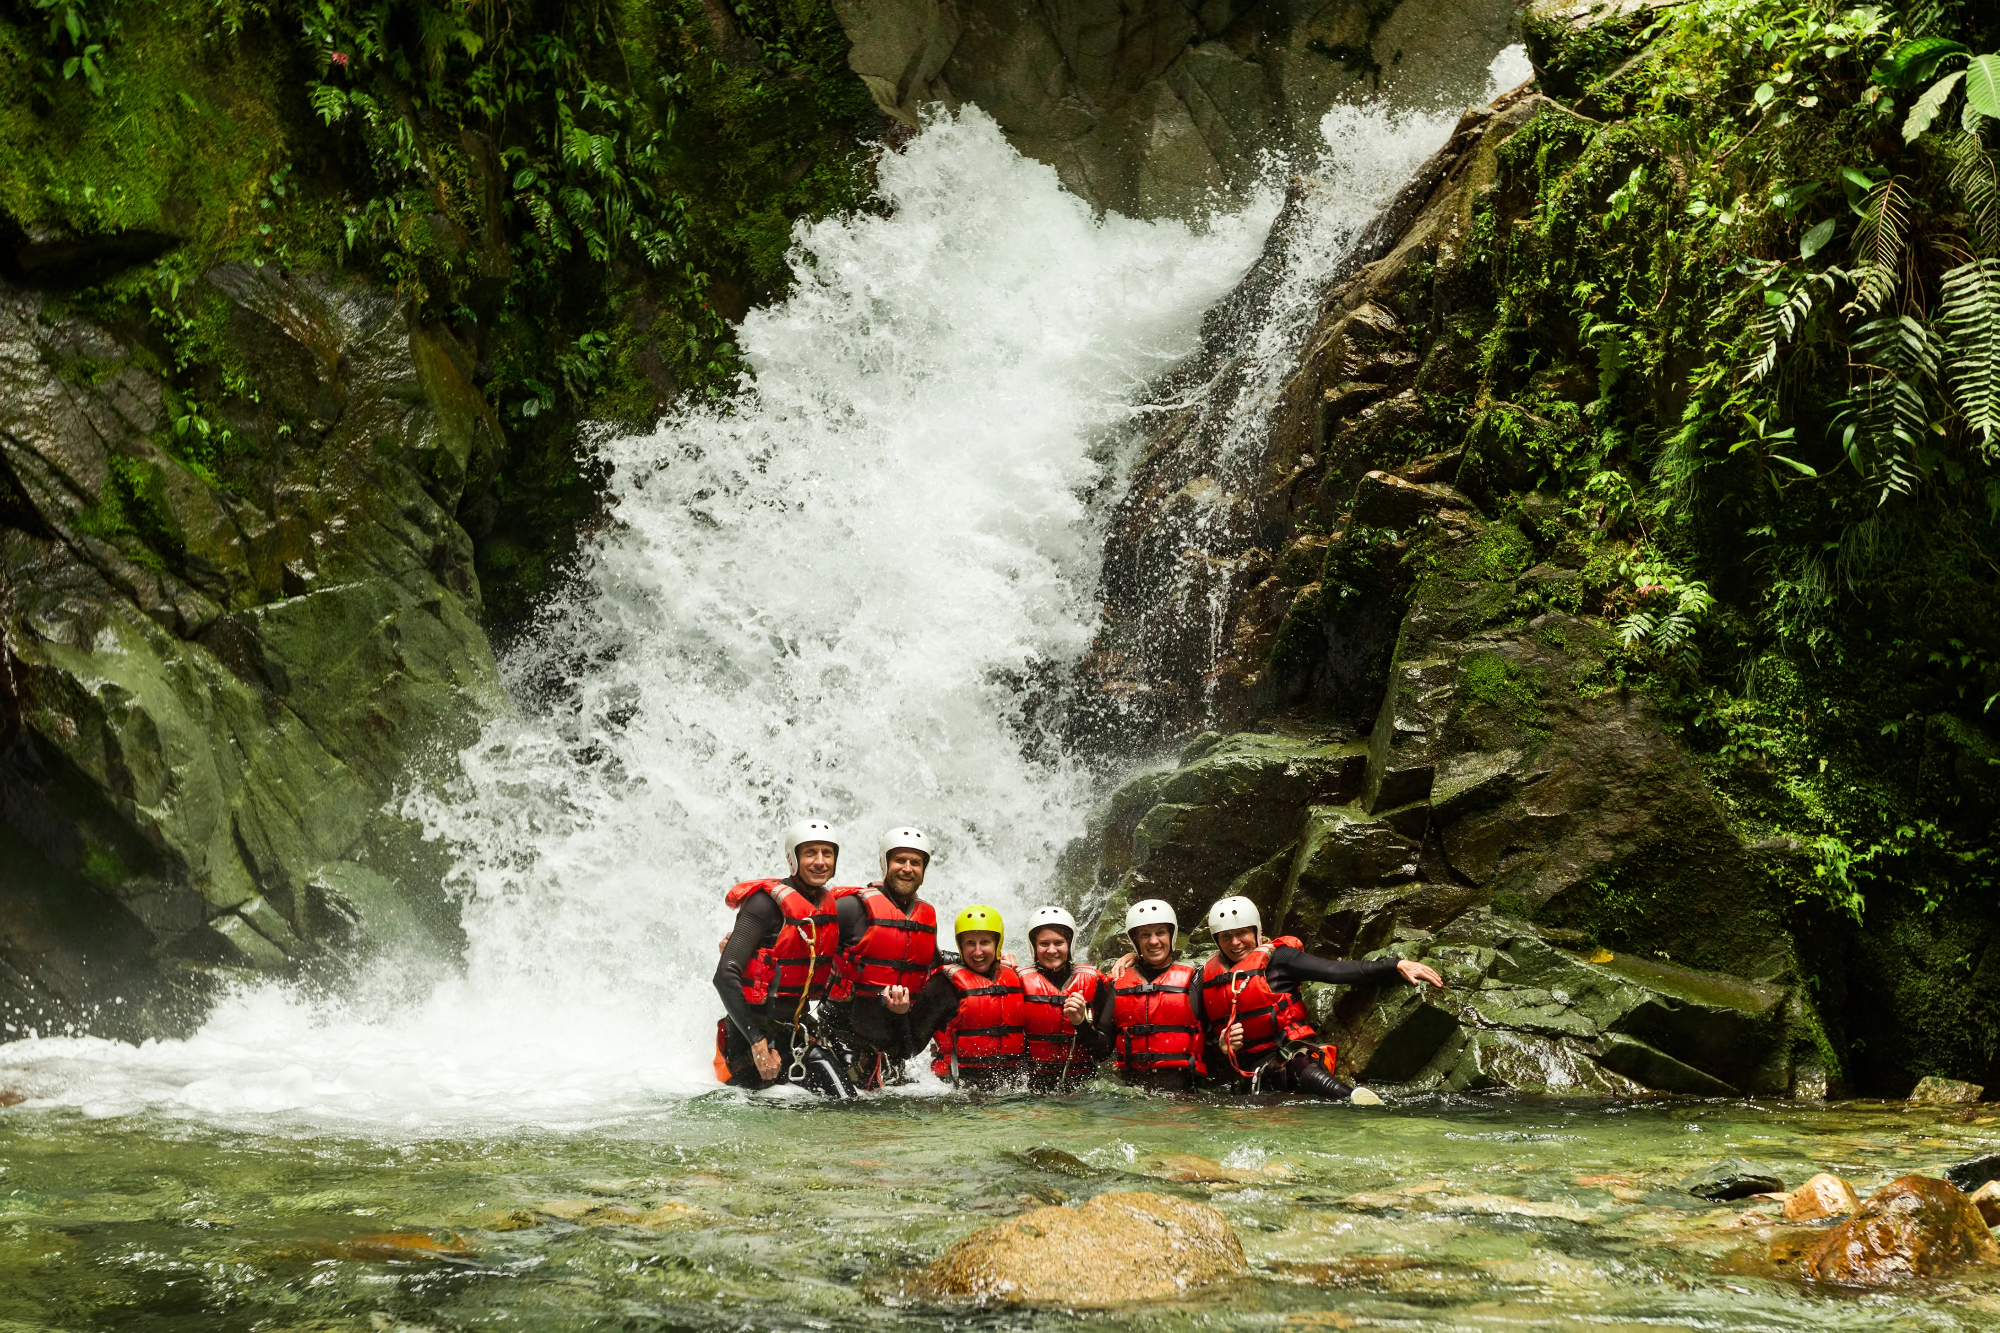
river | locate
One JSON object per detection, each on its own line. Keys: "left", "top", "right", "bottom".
{"left": 5, "top": 51, "right": 1995, "bottom": 1333}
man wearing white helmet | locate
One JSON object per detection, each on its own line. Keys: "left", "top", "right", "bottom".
{"left": 1107, "top": 899, "right": 1206, "bottom": 1092}
{"left": 821, "top": 827, "right": 939, "bottom": 1088}
{"left": 712, "top": 818, "right": 854, "bottom": 1094}
{"left": 1020, "top": 906, "right": 1113, "bottom": 1091}
{"left": 1195, "top": 893, "right": 1443, "bottom": 1100}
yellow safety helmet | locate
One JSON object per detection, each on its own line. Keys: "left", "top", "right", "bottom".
{"left": 953, "top": 904, "right": 1004, "bottom": 943}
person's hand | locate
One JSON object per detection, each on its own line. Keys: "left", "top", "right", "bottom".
{"left": 1222, "top": 1021, "right": 1245, "bottom": 1054}
{"left": 1061, "top": 993, "right": 1089, "bottom": 1026}
{"left": 883, "top": 984, "right": 912, "bottom": 1015}
{"left": 1107, "top": 950, "right": 1137, "bottom": 979}
{"left": 751, "top": 1038, "right": 782, "bottom": 1080}
{"left": 1398, "top": 959, "right": 1445, "bottom": 989}
{"left": 1000, "top": 951, "right": 1018, "bottom": 970}
{"left": 718, "top": 933, "right": 731, "bottom": 954}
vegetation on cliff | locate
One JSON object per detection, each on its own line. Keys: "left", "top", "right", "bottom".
{"left": 0, "top": 0, "right": 882, "bottom": 628}
{"left": 1333, "top": 0, "right": 2000, "bottom": 1086}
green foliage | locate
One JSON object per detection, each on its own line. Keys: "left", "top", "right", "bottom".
{"left": 1450, "top": 0, "right": 2000, "bottom": 956}
{"left": 0, "top": 0, "right": 885, "bottom": 630}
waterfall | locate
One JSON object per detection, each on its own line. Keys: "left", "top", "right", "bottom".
{"left": 0, "top": 65, "right": 1524, "bottom": 1125}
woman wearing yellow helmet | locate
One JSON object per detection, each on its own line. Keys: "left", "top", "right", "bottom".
{"left": 898, "top": 905, "right": 1027, "bottom": 1088}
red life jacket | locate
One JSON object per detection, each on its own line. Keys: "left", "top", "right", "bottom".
{"left": 829, "top": 888, "right": 937, "bottom": 1001}
{"left": 1022, "top": 964, "right": 1104, "bottom": 1070}
{"left": 723, "top": 878, "right": 841, "bottom": 1008}
{"left": 930, "top": 962, "right": 1026, "bottom": 1079}
{"left": 1112, "top": 961, "right": 1203, "bottom": 1074}
{"left": 1197, "top": 935, "right": 1318, "bottom": 1071}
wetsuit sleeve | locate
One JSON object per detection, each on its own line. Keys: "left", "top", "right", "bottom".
{"left": 1077, "top": 977, "right": 1116, "bottom": 1057}
{"left": 1267, "top": 944, "right": 1403, "bottom": 988}
{"left": 836, "top": 893, "right": 869, "bottom": 951}
{"left": 903, "top": 972, "right": 961, "bottom": 1050}
{"left": 714, "top": 892, "right": 783, "bottom": 1044}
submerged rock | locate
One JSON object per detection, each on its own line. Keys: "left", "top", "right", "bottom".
{"left": 1784, "top": 1173, "right": 1860, "bottom": 1223}
{"left": 1802, "top": 1176, "right": 1999, "bottom": 1286}
{"left": 925, "top": 1191, "right": 1244, "bottom": 1306}
{"left": 1682, "top": 1160, "right": 1785, "bottom": 1203}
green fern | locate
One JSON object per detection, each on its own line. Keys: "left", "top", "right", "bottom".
{"left": 1946, "top": 131, "right": 2000, "bottom": 253}
{"left": 1746, "top": 269, "right": 1841, "bottom": 383}
{"left": 1844, "top": 179, "right": 1911, "bottom": 316}
{"left": 1941, "top": 257, "right": 2000, "bottom": 448}
{"left": 1835, "top": 315, "right": 1942, "bottom": 500}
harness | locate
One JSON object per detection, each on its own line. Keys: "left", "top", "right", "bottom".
{"left": 931, "top": 962, "right": 1026, "bottom": 1081}
{"left": 721, "top": 878, "right": 841, "bottom": 1083}
{"left": 1112, "top": 961, "right": 1203, "bottom": 1074}
{"left": 1198, "top": 936, "right": 1317, "bottom": 1077}
{"left": 830, "top": 888, "right": 937, "bottom": 1001}
{"left": 1022, "top": 964, "right": 1103, "bottom": 1075}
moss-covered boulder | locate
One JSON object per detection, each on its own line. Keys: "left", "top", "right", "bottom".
{"left": 1, "top": 266, "right": 499, "bottom": 1037}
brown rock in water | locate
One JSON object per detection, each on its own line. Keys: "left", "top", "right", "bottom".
{"left": 926, "top": 1191, "right": 1244, "bottom": 1306}
{"left": 1802, "top": 1175, "right": 2000, "bottom": 1285}
{"left": 1969, "top": 1180, "right": 2000, "bottom": 1228}
{"left": 1784, "top": 1172, "right": 1861, "bottom": 1222}
{"left": 332, "top": 1232, "right": 474, "bottom": 1261}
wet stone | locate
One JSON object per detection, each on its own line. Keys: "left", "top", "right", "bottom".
{"left": 1909, "top": 1075, "right": 1985, "bottom": 1104}
{"left": 1784, "top": 1172, "right": 1860, "bottom": 1223}
{"left": 925, "top": 1191, "right": 1244, "bottom": 1306}
{"left": 1802, "top": 1175, "right": 2000, "bottom": 1286}
{"left": 1969, "top": 1180, "right": 2000, "bottom": 1228}
{"left": 1944, "top": 1153, "right": 2000, "bottom": 1194}
{"left": 1682, "top": 1159, "right": 1785, "bottom": 1201}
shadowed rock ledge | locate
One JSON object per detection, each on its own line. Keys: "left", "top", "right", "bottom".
{"left": 0, "top": 267, "right": 502, "bottom": 1038}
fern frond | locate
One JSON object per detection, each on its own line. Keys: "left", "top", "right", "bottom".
{"left": 1941, "top": 257, "right": 2000, "bottom": 448}
{"left": 1746, "top": 270, "right": 1842, "bottom": 383}
{"left": 1947, "top": 132, "right": 2000, "bottom": 253}
{"left": 1848, "top": 179, "right": 1912, "bottom": 314}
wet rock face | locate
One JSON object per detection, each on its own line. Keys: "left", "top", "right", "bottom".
{"left": 1333, "top": 915, "right": 1812, "bottom": 1096}
{"left": 0, "top": 269, "right": 502, "bottom": 1037}
{"left": 831, "top": 0, "right": 1522, "bottom": 217}
{"left": 1802, "top": 1176, "right": 2000, "bottom": 1286}
{"left": 925, "top": 1191, "right": 1244, "bottom": 1305}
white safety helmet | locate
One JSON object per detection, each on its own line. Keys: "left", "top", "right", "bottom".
{"left": 784, "top": 818, "right": 840, "bottom": 874}
{"left": 1125, "top": 898, "right": 1178, "bottom": 940}
{"left": 878, "top": 826, "right": 933, "bottom": 875}
{"left": 1026, "top": 905, "right": 1077, "bottom": 942}
{"left": 1205, "top": 894, "right": 1263, "bottom": 937}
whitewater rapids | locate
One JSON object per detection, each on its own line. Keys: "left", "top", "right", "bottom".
{"left": 0, "top": 62, "right": 1528, "bottom": 1128}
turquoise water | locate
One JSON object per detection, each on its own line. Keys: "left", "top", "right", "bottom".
{"left": 4, "top": 1091, "right": 1997, "bottom": 1331}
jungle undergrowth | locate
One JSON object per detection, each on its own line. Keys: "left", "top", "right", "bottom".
{"left": 0, "top": 0, "right": 886, "bottom": 631}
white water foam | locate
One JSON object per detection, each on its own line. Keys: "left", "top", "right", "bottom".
{"left": 0, "top": 77, "right": 1513, "bottom": 1128}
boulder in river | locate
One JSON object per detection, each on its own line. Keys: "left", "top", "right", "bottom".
{"left": 1682, "top": 1160, "right": 1784, "bottom": 1202}
{"left": 1801, "top": 1175, "right": 1999, "bottom": 1286}
{"left": 1909, "top": 1076, "right": 1984, "bottom": 1104}
{"left": 926, "top": 1191, "right": 1244, "bottom": 1306}
{"left": 1969, "top": 1181, "right": 2000, "bottom": 1229}
{"left": 1945, "top": 1154, "right": 2000, "bottom": 1194}
{"left": 1784, "top": 1173, "right": 1860, "bottom": 1223}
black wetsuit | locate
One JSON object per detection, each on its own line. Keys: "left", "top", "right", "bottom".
{"left": 819, "top": 884, "right": 929, "bottom": 1082}
{"left": 712, "top": 877, "right": 839, "bottom": 1088}
{"left": 1024, "top": 959, "right": 1117, "bottom": 1092}
{"left": 1193, "top": 945, "right": 1408, "bottom": 1097}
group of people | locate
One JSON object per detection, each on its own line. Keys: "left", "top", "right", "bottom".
{"left": 712, "top": 820, "right": 1444, "bottom": 1099}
